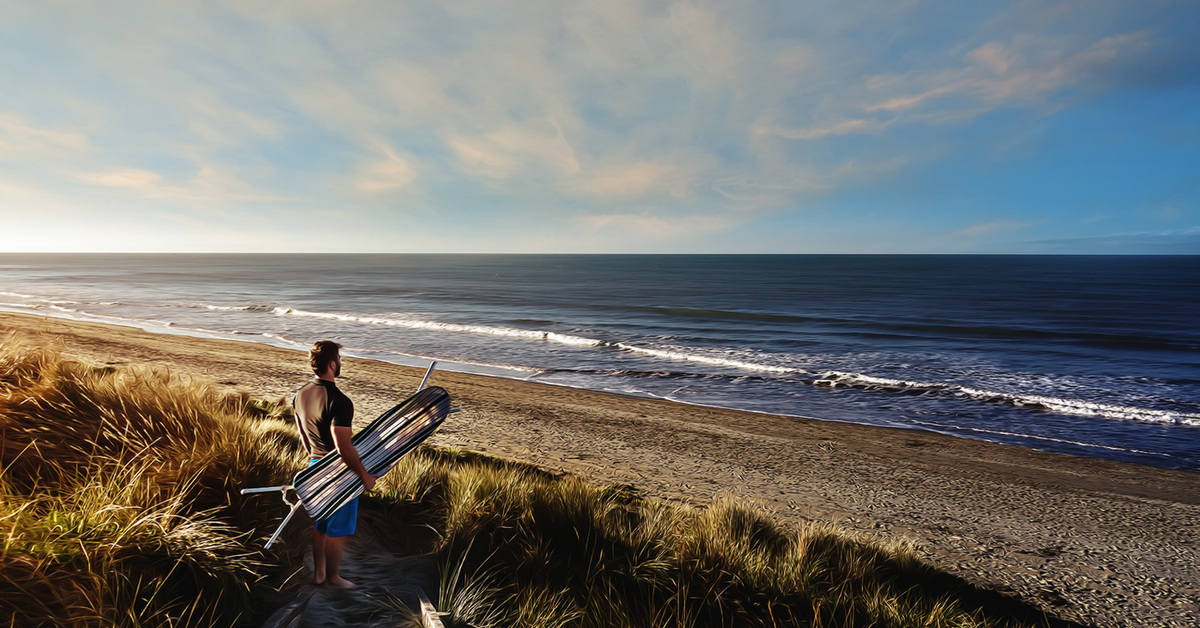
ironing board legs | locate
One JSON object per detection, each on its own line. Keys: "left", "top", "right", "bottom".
{"left": 240, "top": 485, "right": 290, "bottom": 494}
{"left": 266, "top": 501, "right": 303, "bottom": 549}
{"left": 418, "top": 361, "right": 438, "bottom": 391}
{"left": 240, "top": 485, "right": 301, "bottom": 549}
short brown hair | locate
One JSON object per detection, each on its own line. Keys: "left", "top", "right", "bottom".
{"left": 309, "top": 340, "right": 342, "bottom": 374}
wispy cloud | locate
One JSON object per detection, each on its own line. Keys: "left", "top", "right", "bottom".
{"left": 353, "top": 142, "right": 417, "bottom": 192}
{"left": 578, "top": 212, "right": 734, "bottom": 240}
{"left": 1029, "top": 228, "right": 1200, "bottom": 254}
{"left": 76, "top": 164, "right": 294, "bottom": 206}
{"left": 569, "top": 161, "right": 693, "bottom": 199}
{"left": 864, "top": 30, "right": 1155, "bottom": 117}
{"left": 448, "top": 121, "right": 581, "bottom": 181}
{"left": 757, "top": 118, "right": 884, "bottom": 141}
{"left": 0, "top": 113, "right": 88, "bottom": 156}
{"left": 950, "top": 220, "right": 1033, "bottom": 239}
{"left": 76, "top": 168, "right": 162, "bottom": 188}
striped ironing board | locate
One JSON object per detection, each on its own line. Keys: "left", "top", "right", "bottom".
{"left": 296, "top": 385, "right": 451, "bottom": 521}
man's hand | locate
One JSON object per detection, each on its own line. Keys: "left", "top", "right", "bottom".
{"left": 333, "top": 426, "right": 378, "bottom": 490}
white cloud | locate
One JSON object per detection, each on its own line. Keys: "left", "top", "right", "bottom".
{"left": 714, "top": 173, "right": 830, "bottom": 205}
{"left": 77, "top": 168, "right": 162, "bottom": 188}
{"left": 773, "top": 43, "right": 819, "bottom": 75}
{"left": 969, "top": 42, "right": 1011, "bottom": 76}
{"left": 577, "top": 212, "right": 734, "bottom": 239}
{"left": 186, "top": 99, "right": 284, "bottom": 145}
{"left": 354, "top": 142, "right": 417, "bottom": 192}
{"left": 448, "top": 121, "right": 581, "bottom": 180}
{"left": 666, "top": 1, "right": 743, "bottom": 91}
{"left": 373, "top": 61, "right": 449, "bottom": 119}
{"left": 0, "top": 177, "right": 62, "bottom": 203}
{"left": 570, "top": 162, "right": 684, "bottom": 198}
{"left": 759, "top": 118, "right": 881, "bottom": 141}
{"left": 949, "top": 220, "right": 1032, "bottom": 239}
{"left": 0, "top": 112, "right": 89, "bottom": 158}
{"left": 865, "top": 30, "right": 1156, "bottom": 116}
{"left": 75, "top": 164, "right": 293, "bottom": 206}
{"left": 292, "top": 81, "right": 384, "bottom": 139}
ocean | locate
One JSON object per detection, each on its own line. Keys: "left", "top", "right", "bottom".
{"left": 2, "top": 253, "right": 1197, "bottom": 471}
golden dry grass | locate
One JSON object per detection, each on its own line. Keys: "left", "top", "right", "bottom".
{"left": 378, "top": 449, "right": 1067, "bottom": 628}
{"left": 0, "top": 339, "right": 302, "bottom": 627}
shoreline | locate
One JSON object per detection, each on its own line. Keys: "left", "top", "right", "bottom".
{"left": 3, "top": 310, "right": 1198, "bottom": 627}
{"left": 8, "top": 305, "right": 1187, "bottom": 472}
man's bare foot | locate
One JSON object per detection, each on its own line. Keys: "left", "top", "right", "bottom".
{"left": 311, "top": 575, "right": 326, "bottom": 586}
{"left": 324, "top": 575, "right": 357, "bottom": 589}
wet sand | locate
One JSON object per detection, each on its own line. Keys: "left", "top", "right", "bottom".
{"left": 3, "top": 310, "right": 1198, "bottom": 627}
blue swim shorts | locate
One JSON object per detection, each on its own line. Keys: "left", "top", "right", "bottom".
{"left": 308, "top": 459, "right": 358, "bottom": 538}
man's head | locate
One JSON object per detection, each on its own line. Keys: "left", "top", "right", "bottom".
{"left": 310, "top": 340, "right": 343, "bottom": 378}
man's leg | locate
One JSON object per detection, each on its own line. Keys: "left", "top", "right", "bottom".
{"left": 320, "top": 497, "right": 358, "bottom": 588}
{"left": 324, "top": 535, "right": 356, "bottom": 588}
{"left": 311, "top": 529, "right": 328, "bottom": 585}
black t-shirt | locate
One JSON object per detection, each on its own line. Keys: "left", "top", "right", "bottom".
{"left": 293, "top": 379, "right": 354, "bottom": 458}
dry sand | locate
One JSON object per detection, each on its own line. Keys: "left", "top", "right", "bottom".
{"left": 3, "top": 311, "right": 1198, "bottom": 628}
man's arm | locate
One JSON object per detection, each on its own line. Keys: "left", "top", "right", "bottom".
{"left": 332, "top": 426, "right": 379, "bottom": 491}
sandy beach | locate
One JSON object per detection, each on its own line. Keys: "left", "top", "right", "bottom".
{"left": 3, "top": 310, "right": 1198, "bottom": 628}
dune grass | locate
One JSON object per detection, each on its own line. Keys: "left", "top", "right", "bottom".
{"left": 377, "top": 449, "right": 1064, "bottom": 628}
{"left": 0, "top": 339, "right": 305, "bottom": 627}
{"left": 1, "top": 339, "right": 1068, "bottom": 627}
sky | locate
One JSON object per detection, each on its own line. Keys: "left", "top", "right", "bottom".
{"left": 1, "top": 0, "right": 1198, "bottom": 254}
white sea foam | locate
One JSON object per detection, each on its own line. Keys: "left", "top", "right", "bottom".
{"left": 959, "top": 387, "right": 1200, "bottom": 427}
{"left": 165, "top": 323, "right": 264, "bottom": 336}
{"left": 201, "top": 304, "right": 277, "bottom": 313}
{"left": 0, "top": 293, "right": 114, "bottom": 308}
{"left": 0, "top": 291, "right": 86, "bottom": 306}
{"left": 614, "top": 343, "right": 803, "bottom": 374}
{"left": 273, "top": 307, "right": 605, "bottom": 347}
{"left": 348, "top": 345, "right": 540, "bottom": 374}
{"left": 814, "top": 371, "right": 946, "bottom": 391}
{"left": 908, "top": 420, "right": 1172, "bottom": 456}
{"left": 262, "top": 332, "right": 305, "bottom": 346}
{"left": 0, "top": 301, "right": 40, "bottom": 310}
{"left": 33, "top": 303, "right": 179, "bottom": 330}
{"left": 815, "top": 371, "right": 1200, "bottom": 427}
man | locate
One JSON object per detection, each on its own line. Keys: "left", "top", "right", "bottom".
{"left": 293, "top": 340, "right": 379, "bottom": 588}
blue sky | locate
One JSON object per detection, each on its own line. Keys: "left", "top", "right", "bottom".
{"left": 1, "top": 1, "right": 1197, "bottom": 253}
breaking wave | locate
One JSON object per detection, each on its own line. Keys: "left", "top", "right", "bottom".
{"left": 203, "top": 304, "right": 277, "bottom": 313}
{"left": 813, "top": 372, "right": 1200, "bottom": 427}
{"left": 612, "top": 343, "right": 803, "bottom": 374}
{"left": 273, "top": 307, "right": 605, "bottom": 347}
{"left": 273, "top": 306, "right": 805, "bottom": 374}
